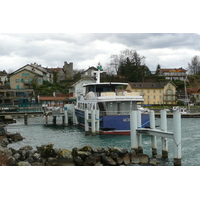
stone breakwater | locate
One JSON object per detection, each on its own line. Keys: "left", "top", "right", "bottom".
{"left": 0, "top": 139, "right": 162, "bottom": 166}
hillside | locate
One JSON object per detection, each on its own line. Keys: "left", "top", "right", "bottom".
{"left": 187, "top": 75, "right": 200, "bottom": 88}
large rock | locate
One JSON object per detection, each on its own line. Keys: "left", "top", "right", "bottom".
{"left": 131, "top": 154, "right": 149, "bottom": 164}
{"left": 0, "top": 152, "right": 9, "bottom": 166}
{"left": 77, "top": 151, "right": 91, "bottom": 160}
{"left": 149, "top": 158, "right": 158, "bottom": 166}
{"left": 6, "top": 133, "right": 24, "bottom": 142}
{"left": 79, "top": 145, "right": 93, "bottom": 152}
{"left": 84, "top": 155, "right": 98, "bottom": 166}
{"left": 122, "top": 154, "right": 131, "bottom": 166}
{"left": 108, "top": 146, "right": 128, "bottom": 157}
{"left": 36, "top": 144, "right": 55, "bottom": 158}
{"left": 13, "top": 153, "right": 21, "bottom": 161}
{"left": 101, "top": 155, "right": 116, "bottom": 166}
{"left": 92, "top": 147, "right": 105, "bottom": 153}
{"left": 73, "top": 156, "right": 84, "bottom": 166}
{"left": 17, "top": 161, "right": 31, "bottom": 166}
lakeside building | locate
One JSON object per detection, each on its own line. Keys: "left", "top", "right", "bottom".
{"left": 126, "top": 81, "right": 177, "bottom": 105}
{"left": 186, "top": 87, "right": 200, "bottom": 104}
{"left": 38, "top": 94, "right": 69, "bottom": 107}
{"left": 8, "top": 63, "right": 54, "bottom": 90}
{"left": 69, "top": 76, "right": 96, "bottom": 99}
{"left": 157, "top": 67, "right": 187, "bottom": 81}
{"left": 0, "top": 89, "right": 35, "bottom": 105}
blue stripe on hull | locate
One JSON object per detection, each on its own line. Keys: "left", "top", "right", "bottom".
{"left": 75, "top": 109, "right": 150, "bottom": 132}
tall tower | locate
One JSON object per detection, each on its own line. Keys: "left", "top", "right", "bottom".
{"left": 63, "top": 61, "right": 73, "bottom": 80}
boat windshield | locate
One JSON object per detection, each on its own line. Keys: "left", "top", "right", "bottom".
{"left": 86, "top": 84, "right": 126, "bottom": 93}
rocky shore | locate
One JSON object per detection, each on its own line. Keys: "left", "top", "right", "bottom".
{"left": 0, "top": 123, "right": 163, "bottom": 166}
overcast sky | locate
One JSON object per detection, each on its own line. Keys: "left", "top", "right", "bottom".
{"left": 1, "top": 1, "right": 200, "bottom": 74}
{"left": 1, "top": 33, "right": 200, "bottom": 73}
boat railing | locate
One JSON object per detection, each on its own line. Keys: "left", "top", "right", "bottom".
{"left": 85, "top": 91, "right": 143, "bottom": 100}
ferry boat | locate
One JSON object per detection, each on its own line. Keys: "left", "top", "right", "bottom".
{"left": 75, "top": 66, "right": 150, "bottom": 135}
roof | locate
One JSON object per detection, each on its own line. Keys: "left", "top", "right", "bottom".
{"left": 39, "top": 96, "right": 68, "bottom": 101}
{"left": 83, "top": 82, "right": 128, "bottom": 87}
{"left": 0, "top": 70, "right": 7, "bottom": 76}
{"left": 187, "top": 88, "right": 200, "bottom": 94}
{"left": 71, "top": 76, "right": 96, "bottom": 86}
{"left": 9, "top": 68, "right": 43, "bottom": 77}
{"left": 10, "top": 64, "right": 48, "bottom": 76}
{"left": 84, "top": 66, "right": 98, "bottom": 72}
{"left": 128, "top": 81, "right": 176, "bottom": 89}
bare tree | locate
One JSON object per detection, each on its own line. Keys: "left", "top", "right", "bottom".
{"left": 188, "top": 56, "right": 200, "bottom": 75}
{"left": 109, "top": 54, "right": 119, "bottom": 74}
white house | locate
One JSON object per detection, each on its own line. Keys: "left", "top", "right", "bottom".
{"left": 0, "top": 70, "right": 8, "bottom": 85}
{"left": 69, "top": 76, "right": 96, "bottom": 98}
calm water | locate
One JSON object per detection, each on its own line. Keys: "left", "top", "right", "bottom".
{"left": 6, "top": 115, "right": 200, "bottom": 166}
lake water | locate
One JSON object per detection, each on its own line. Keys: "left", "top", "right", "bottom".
{"left": 6, "top": 115, "right": 200, "bottom": 166}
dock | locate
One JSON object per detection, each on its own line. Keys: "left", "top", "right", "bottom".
{"left": 155, "top": 112, "right": 200, "bottom": 118}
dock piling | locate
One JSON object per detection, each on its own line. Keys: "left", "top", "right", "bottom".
{"left": 173, "top": 110, "right": 182, "bottom": 166}
{"left": 95, "top": 109, "right": 100, "bottom": 134}
{"left": 64, "top": 105, "right": 68, "bottom": 126}
{"left": 130, "top": 110, "right": 138, "bottom": 152}
{"left": 24, "top": 114, "right": 28, "bottom": 125}
{"left": 150, "top": 110, "right": 157, "bottom": 156}
{"left": 91, "top": 109, "right": 96, "bottom": 135}
{"left": 53, "top": 116, "right": 57, "bottom": 125}
{"left": 84, "top": 109, "right": 89, "bottom": 135}
{"left": 137, "top": 110, "right": 143, "bottom": 153}
{"left": 160, "top": 110, "right": 168, "bottom": 158}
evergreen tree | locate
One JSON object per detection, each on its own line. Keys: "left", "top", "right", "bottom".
{"left": 117, "top": 49, "right": 150, "bottom": 82}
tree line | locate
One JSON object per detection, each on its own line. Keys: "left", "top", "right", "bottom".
{"left": 104, "top": 49, "right": 151, "bottom": 82}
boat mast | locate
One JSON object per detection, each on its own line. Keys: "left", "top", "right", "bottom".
{"left": 96, "top": 64, "right": 103, "bottom": 83}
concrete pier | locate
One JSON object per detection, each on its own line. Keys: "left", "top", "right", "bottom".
{"left": 133, "top": 109, "right": 182, "bottom": 166}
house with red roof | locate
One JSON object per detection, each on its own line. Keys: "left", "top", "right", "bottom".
{"left": 158, "top": 67, "right": 187, "bottom": 81}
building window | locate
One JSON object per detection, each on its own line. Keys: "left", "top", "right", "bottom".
{"left": 154, "top": 95, "right": 156, "bottom": 99}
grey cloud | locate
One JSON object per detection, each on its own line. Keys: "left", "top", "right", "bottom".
{"left": 0, "top": 33, "right": 200, "bottom": 71}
